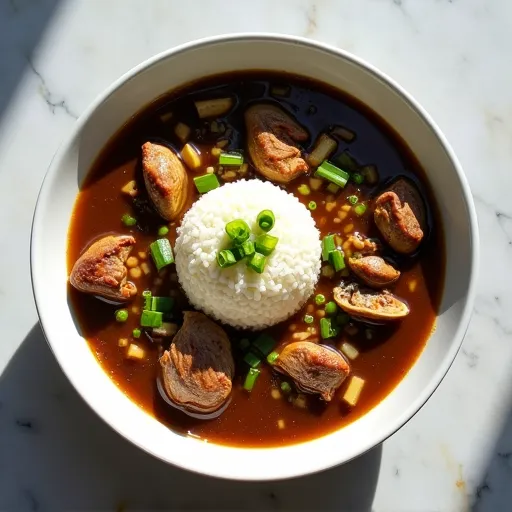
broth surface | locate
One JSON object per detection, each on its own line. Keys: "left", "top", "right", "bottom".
{"left": 68, "top": 72, "right": 445, "bottom": 447}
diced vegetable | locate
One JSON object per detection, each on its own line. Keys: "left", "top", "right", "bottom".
{"left": 297, "top": 184, "right": 311, "bottom": 196}
{"left": 244, "top": 351, "right": 262, "bottom": 368}
{"left": 255, "top": 234, "right": 279, "bottom": 256}
{"left": 308, "top": 201, "right": 317, "bottom": 210}
{"left": 142, "top": 290, "right": 152, "bottom": 310}
{"left": 253, "top": 333, "right": 275, "bottom": 356}
{"left": 307, "top": 134, "right": 337, "bottom": 167}
{"left": 320, "top": 317, "right": 338, "bottom": 339}
{"left": 335, "top": 151, "right": 359, "bottom": 172}
{"left": 247, "top": 252, "right": 266, "bottom": 273}
{"left": 127, "top": 343, "right": 145, "bottom": 361}
{"left": 257, "top": 209, "right": 275, "bottom": 232}
{"left": 219, "top": 151, "right": 244, "bottom": 166}
{"left": 181, "top": 143, "right": 201, "bottom": 170}
{"left": 195, "top": 97, "right": 234, "bottom": 119}
{"left": 140, "top": 310, "right": 163, "bottom": 328}
{"left": 270, "top": 85, "right": 291, "bottom": 97}
{"left": 174, "top": 122, "right": 191, "bottom": 143}
{"left": 309, "top": 177, "right": 323, "bottom": 191}
{"left": 326, "top": 183, "right": 340, "bottom": 194}
{"left": 121, "top": 213, "right": 137, "bottom": 227}
{"left": 157, "top": 225, "right": 169, "bottom": 236}
{"left": 329, "top": 249, "right": 346, "bottom": 271}
{"left": 150, "top": 296, "right": 174, "bottom": 313}
{"left": 121, "top": 180, "right": 138, "bottom": 197}
{"left": 331, "top": 125, "right": 356, "bottom": 143}
{"left": 277, "top": 419, "right": 286, "bottom": 429}
{"left": 132, "top": 328, "right": 142, "bottom": 339}
{"left": 194, "top": 174, "right": 220, "bottom": 193}
{"left": 343, "top": 376, "right": 365, "bottom": 406}
{"left": 325, "top": 301, "right": 338, "bottom": 316}
{"left": 340, "top": 342, "right": 359, "bottom": 360}
{"left": 241, "top": 240, "right": 255, "bottom": 258}
{"left": 267, "top": 351, "right": 279, "bottom": 364}
{"left": 354, "top": 203, "right": 367, "bottom": 216}
{"left": 225, "top": 219, "right": 250, "bottom": 244}
{"left": 321, "top": 264, "right": 335, "bottom": 278}
{"left": 243, "top": 368, "right": 261, "bottom": 392}
{"left": 280, "top": 381, "right": 292, "bottom": 393}
{"left": 360, "top": 165, "right": 379, "bottom": 185}
{"left": 115, "top": 309, "right": 129, "bottom": 322}
{"left": 352, "top": 172, "right": 364, "bottom": 185}
{"left": 322, "top": 235, "right": 336, "bottom": 261}
{"left": 315, "top": 294, "right": 326, "bottom": 305}
{"left": 118, "top": 338, "right": 129, "bottom": 347}
{"left": 217, "top": 249, "right": 237, "bottom": 268}
{"left": 152, "top": 322, "right": 178, "bottom": 338}
{"left": 231, "top": 245, "right": 245, "bottom": 262}
{"left": 315, "top": 161, "right": 349, "bottom": 188}
{"left": 150, "top": 238, "right": 174, "bottom": 271}
{"left": 304, "top": 314, "right": 314, "bottom": 324}
{"left": 347, "top": 195, "right": 358, "bottom": 205}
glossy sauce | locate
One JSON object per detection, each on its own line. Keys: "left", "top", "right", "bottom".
{"left": 68, "top": 72, "right": 445, "bottom": 447}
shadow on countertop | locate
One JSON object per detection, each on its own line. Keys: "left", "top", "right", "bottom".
{"left": 0, "top": 323, "right": 381, "bottom": 511}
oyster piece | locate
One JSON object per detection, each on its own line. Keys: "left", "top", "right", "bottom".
{"left": 142, "top": 141, "right": 188, "bottom": 221}
{"left": 245, "top": 103, "right": 309, "bottom": 183}
{"left": 159, "top": 312, "right": 234, "bottom": 415}
{"left": 348, "top": 255, "right": 400, "bottom": 289}
{"left": 274, "top": 341, "right": 350, "bottom": 401}
{"left": 333, "top": 281, "right": 409, "bottom": 321}
{"left": 374, "top": 178, "right": 426, "bottom": 254}
{"left": 69, "top": 235, "right": 137, "bottom": 302}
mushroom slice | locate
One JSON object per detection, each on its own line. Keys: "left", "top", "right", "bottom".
{"left": 274, "top": 341, "right": 350, "bottom": 401}
{"left": 333, "top": 281, "right": 409, "bottom": 321}
{"left": 142, "top": 141, "right": 188, "bottom": 221}
{"left": 348, "top": 255, "right": 400, "bottom": 289}
{"left": 373, "top": 178, "right": 426, "bottom": 254}
{"left": 69, "top": 235, "right": 137, "bottom": 302}
{"left": 245, "top": 103, "right": 309, "bottom": 183}
{"left": 159, "top": 311, "right": 235, "bottom": 415}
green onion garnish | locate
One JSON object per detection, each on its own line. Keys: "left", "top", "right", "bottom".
{"left": 297, "top": 184, "right": 311, "bottom": 196}
{"left": 115, "top": 309, "right": 128, "bottom": 322}
{"left": 217, "top": 249, "right": 237, "bottom": 268}
{"left": 335, "top": 151, "right": 359, "bottom": 173}
{"left": 225, "top": 219, "right": 250, "bottom": 245}
{"left": 231, "top": 245, "right": 245, "bottom": 262}
{"left": 315, "top": 160, "right": 349, "bottom": 188}
{"left": 329, "top": 249, "right": 346, "bottom": 272}
{"left": 347, "top": 195, "right": 358, "bottom": 205}
{"left": 132, "top": 328, "right": 142, "bottom": 338}
{"left": 322, "top": 235, "right": 336, "bottom": 262}
{"left": 244, "top": 351, "right": 261, "bottom": 368}
{"left": 140, "top": 310, "right": 163, "bottom": 328}
{"left": 241, "top": 239, "right": 255, "bottom": 258}
{"left": 247, "top": 252, "right": 266, "bottom": 273}
{"left": 354, "top": 203, "right": 367, "bottom": 216}
{"left": 352, "top": 172, "right": 364, "bottom": 185}
{"left": 315, "top": 294, "right": 326, "bottom": 305}
{"left": 142, "top": 290, "right": 152, "bottom": 310}
{"left": 253, "top": 333, "right": 276, "bottom": 356}
{"left": 150, "top": 296, "right": 174, "bottom": 313}
{"left": 320, "top": 317, "right": 339, "bottom": 339}
{"left": 308, "top": 201, "right": 317, "bottom": 210}
{"left": 243, "top": 368, "right": 261, "bottom": 392}
{"left": 325, "top": 301, "right": 338, "bottom": 316}
{"left": 304, "top": 314, "right": 314, "bottom": 324}
{"left": 157, "top": 225, "right": 169, "bottom": 236}
{"left": 254, "top": 234, "right": 279, "bottom": 256}
{"left": 239, "top": 338, "right": 251, "bottom": 352}
{"left": 326, "top": 183, "right": 340, "bottom": 194}
{"left": 194, "top": 173, "right": 220, "bottom": 194}
{"left": 280, "top": 381, "right": 292, "bottom": 393}
{"left": 121, "top": 214, "right": 137, "bottom": 227}
{"left": 219, "top": 151, "right": 244, "bottom": 166}
{"left": 257, "top": 210, "right": 275, "bottom": 232}
{"left": 150, "top": 238, "right": 174, "bottom": 271}
{"left": 267, "top": 351, "right": 279, "bottom": 364}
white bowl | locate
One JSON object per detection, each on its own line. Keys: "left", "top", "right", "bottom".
{"left": 31, "top": 34, "right": 479, "bottom": 481}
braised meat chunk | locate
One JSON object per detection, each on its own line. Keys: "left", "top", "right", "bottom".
{"left": 374, "top": 178, "right": 426, "bottom": 254}
{"left": 245, "top": 104, "right": 309, "bottom": 183}
{"left": 142, "top": 142, "right": 188, "bottom": 221}
{"left": 348, "top": 255, "right": 400, "bottom": 288}
{"left": 159, "top": 311, "right": 235, "bottom": 415}
{"left": 69, "top": 235, "right": 137, "bottom": 302}
{"left": 275, "top": 341, "right": 350, "bottom": 401}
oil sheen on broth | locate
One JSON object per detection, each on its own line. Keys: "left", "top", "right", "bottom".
{"left": 67, "top": 72, "right": 445, "bottom": 448}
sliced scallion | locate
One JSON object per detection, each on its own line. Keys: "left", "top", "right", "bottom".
{"left": 329, "top": 249, "right": 346, "bottom": 272}
{"left": 308, "top": 201, "right": 317, "bottom": 211}
{"left": 150, "top": 296, "right": 174, "bottom": 313}
{"left": 243, "top": 368, "right": 261, "bottom": 392}
{"left": 231, "top": 245, "right": 245, "bottom": 262}
{"left": 347, "top": 195, "right": 358, "bottom": 205}
{"left": 217, "top": 249, "right": 237, "bottom": 268}
{"left": 335, "top": 151, "right": 359, "bottom": 173}
{"left": 254, "top": 234, "right": 279, "bottom": 256}
{"left": 140, "top": 310, "right": 163, "bottom": 328}
{"left": 247, "top": 252, "right": 266, "bottom": 273}
{"left": 121, "top": 214, "right": 137, "bottom": 227}
{"left": 304, "top": 314, "right": 314, "bottom": 324}
{"left": 354, "top": 203, "right": 367, "bottom": 216}
{"left": 194, "top": 173, "right": 220, "bottom": 194}
{"left": 150, "top": 238, "right": 174, "bottom": 271}
{"left": 315, "top": 294, "right": 326, "bottom": 305}
{"left": 321, "top": 235, "right": 335, "bottom": 262}
{"left": 142, "top": 290, "right": 152, "bottom": 310}
{"left": 280, "top": 381, "right": 292, "bottom": 393}
{"left": 257, "top": 210, "right": 275, "bottom": 232}
{"left": 314, "top": 161, "right": 349, "bottom": 188}
{"left": 244, "top": 351, "right": 261, "bottom": 368}
{"left": 225, "top": 219, "right": 250, "bottom": 245}
{"left": 253, "top": 333, "right": 275, "bottom": 356}
{"left": 320, "top": 317, "right": 338, "bottom": 339}
{"left": 219, "top": 151, "right": 244, "bottom": 166}
{"left": 352, "top": 172, "right": 364, "bottom": 185}
{"left": 241, "top": 239, "right": 255, "bottom": 258}
{"left": 115, "top": 309, "right": 128, "bottom": 322}
{"left": 132, "top": 328, "right": 142, "bottom": 339}
{"left": 267, "top": 351, "right": 279, "bottom": 364}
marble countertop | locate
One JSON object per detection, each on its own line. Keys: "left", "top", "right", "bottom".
{"left": 0, "top": 0, "right": 511, "bottom": 510}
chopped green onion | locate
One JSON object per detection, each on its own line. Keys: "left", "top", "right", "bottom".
{"left": 217, "top": 249, "right": 237, "bottom": 268}
{"left": 239, "top": 338, "right": 251, "bottom": 352}
{"left": 121, "top": 213, "right": 137, "bottom": 227}
{"left": 142, "top": 290, "right": 152, "bottom": 310}
{"left": 326, "top": 183, "right": 340, "bottom": 194}
{"left": 336, "top": 312, "right": 350, "bottom": 326}
{"left": 115, "top": 309, "right": 129, "bottom": 322}
{"left": 257, "top": 210, "right": 275, "bottom": 232}
{"left": 150, "top": 238, "right": 174, "bottom": 271}
{"left": 194, "top": 173, "right": 220, "bottom": 193}
{"left": 315, "top": 294, "right": 326, "bottom": 305}
{"left": 322, "top": 235, "right": 336, "bottom": 262}
{"left": 320, "top": 317, "right": 339, "bottom": 339}
{"left": 267, "top": 351, "right": 279, "bottom": 364}
{"left": 335, "top": 151, "right": 359, "bottom": 172}
{"left": 247, "top": 252, "right": 267, "bottom": 273}
{"left": 225, "top": 219, "right": 250, "bottom": 244}
{"left": 243, "top": 368, "right": 261, "bottom": 392}
{"left": 304, "top": 314, "right": 314, "bottom": 324}
{"left": 241, "top": 240, "right": 255, "bottom": 258}
{"left": 354, "top": 203, "right": 367, "bottom": 216}
{"left": 347, "top": 195, "right": 358, "bottom": 205}
{"left": 140, "top": 310, "right": 163, "bottom": 328}
{"left": 142, "top": 290, "right": 151, "bottom": 297}
{"left": 244, "top": 351, "right": 261, "bottom": 368}
{"left": 325, "top": 301, "right": 338, "bottom": 316}
{"left": 308, "top": 201, "right": 317, "bottom": 210}
{"left": 253, "top": 333, "right": 275, "bottom": 356}
{"left": 150, "top": 296, "right": 174, "bottom": 313}
{"left": 219, "top": 151, "right": 244, "bottom": 166}
{"left": 254, "top": 234, "right": 279, "bottom": 256}
{"left": 132, "top": 328, "right": 142, "bottom": 339}
{"left": 315, "top": 161, "right": 349, "bottom": 188}
{"left": 157, "top": 225, "right": 169, "bottom": 236}
{"left": 280, "top": 381, "right": 292, "bottom": 393}
{"left": 297, "top": 184, "right": 311, "bottom": 196}
{"left": 231, "top": 245, "right": 245, "bottom": 261}
{"left": 329, "top": 249, "right": 346, "bottom": 272}
{"left": 352, "top": 173, "right": 364, "bottom": 185}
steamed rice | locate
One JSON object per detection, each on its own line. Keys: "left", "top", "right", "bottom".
{"left": 174, "top": 180, "right": 321, "bottom": 329}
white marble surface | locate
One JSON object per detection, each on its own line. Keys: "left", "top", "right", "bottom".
{"left": 0, "top": 0, "right": 511, "bottom": 510}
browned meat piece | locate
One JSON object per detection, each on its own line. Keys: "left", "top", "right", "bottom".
{"left": 373, "top": 178, "right": 426, "bottom": 254}
{"left": 349, "top": 255, "right": 400, "bottom": 288}
{"left": 69, "top": 235, "right": 137, "bottom": 302}
{"left": 333, "top": 281, "right": 409, "bottom": 321}
{"left": 245, "top": 104, "right": 309, "bottom": 183}
{"left": 159, "top": 311, "right": 235, "bottom": 415}
{"left": 142, "top": 142, "right": 188, "bottom": 221}
{"left": 275, "top": 341, "right": 350, "bottom": 401}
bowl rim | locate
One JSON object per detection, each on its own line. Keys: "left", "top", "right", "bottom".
{"left": 30, "top": 32, "right": 479, "bottom": 480}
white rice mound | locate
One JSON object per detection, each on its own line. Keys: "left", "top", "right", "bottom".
{"left": 174, "top": 179, "right": 322, "bottom": 330}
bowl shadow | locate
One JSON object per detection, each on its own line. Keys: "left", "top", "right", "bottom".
{"left": 0, "top": 323, "right": 381, "bottom": 511}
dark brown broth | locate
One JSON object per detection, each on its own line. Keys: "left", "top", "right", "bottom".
{"left": 67, "top": 72, "right": 445, "bottom": 447}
